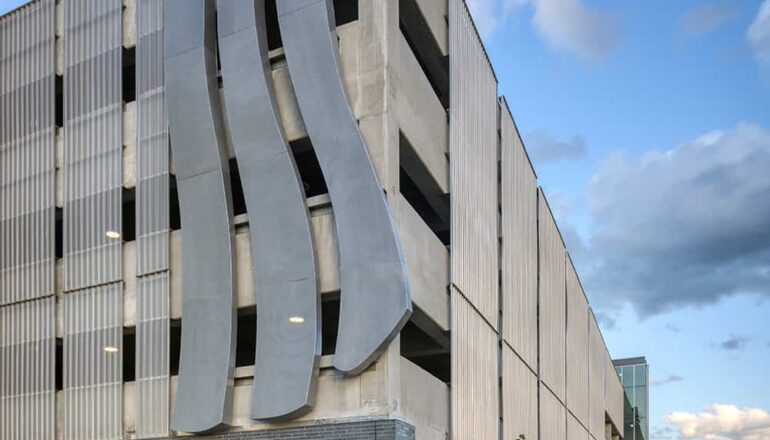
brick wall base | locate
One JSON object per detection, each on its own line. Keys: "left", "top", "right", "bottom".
{"left": 154, "top": 419, "right": 415, "bottom": 440}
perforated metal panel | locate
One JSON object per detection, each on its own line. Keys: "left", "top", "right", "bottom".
{"left": 451, "top": 288, "right": 499, "bottom": 440}
{"left": 566, "top": 256, "right": 589, "bottom": 426}
{"left": 540, "top": 384, "right": 567, "bottom": 440}
{"left": 62, "top": 0, "right": 123, "bottom": 291}
{"left": 0, "top": 297, "right": 55, "bottom": 439}
{"left": 449, "top": 0, "right": 499, "bottom": 327}
{"left": 538, "top": 189, "right": 567, "bottom": 402}
{"left": 502, "top": 345, "right": 538, "bottom": 440}
{"left": 136, "top": 0, "right": 169, "bottom": 276}
{"left": 0, "top": 0, "right": 55, "bottom": 305}
{"left": 588, "top": 312, "right": 606, "bottom": 439}
{"left": 134, "top": 0, "right": 170, "bottom": 436}
{"left": 136, "top": 273, "right": 170, "bottom": 437}
{"left": 63, "top": 283, "right": 123, "bottom": 440}
{"left": 499, "top": 98, "right": 538, "bottom": 370}
{"left": 0, "top": 4, "right": 57, "bottom": 437}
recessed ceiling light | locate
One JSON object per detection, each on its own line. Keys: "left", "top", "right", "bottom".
{"left": 103, "top": 346, "right": 119, "bottom": 353}
{"left": 289, "top": 316, "right": 305, "bottom": 324}
{"left": 105, "top": 231, "right": 121, "bottom": 239}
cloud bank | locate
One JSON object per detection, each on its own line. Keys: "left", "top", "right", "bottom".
{"left": 583, "top": 123, "right": 770, "bottom": 316}
{"left": 666, "top": 405, "right": 770, "bottom": 440}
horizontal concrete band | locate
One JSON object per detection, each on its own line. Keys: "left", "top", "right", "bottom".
{"left": 147, "top": 419, "right": 415, "bottom": 440}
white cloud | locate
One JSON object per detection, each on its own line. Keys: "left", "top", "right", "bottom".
{"left": 748, "top": 0, "right": 770, "bottom": 72}
{"left": 582, "top": 122, "right": 770, "bottom": 315}
{"left": 666, "top": 405, "right": 770, "bottom": 440}
{"left": 529, "top": 0, "right": 621, "bottom": 62}
{"left": 466, "top": 0, "right": 527, "bottom": 37}
{"left": 525, "top": 129, "right": 588, "bottom": 163}
{"left": 465, "top": 0, "right": 507, "bottom": 37}
{"left": 465, "top": 0, "right": 621, "bottom": 61}
{"left": 680, "top": 2, "right": 740, "bottom": 37}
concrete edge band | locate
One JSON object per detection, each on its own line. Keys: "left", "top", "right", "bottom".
{"left": 164, "top": 0, "right": 236, "bottom": 433}
{"left": 216, "top": 0, "right": 321, "bottom": 421}
{"left": 276, "top": 0, "right": 412, "bottom": 375}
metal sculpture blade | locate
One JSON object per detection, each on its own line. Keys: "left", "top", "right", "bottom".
{"left": 217, "top": 0, "right": 321, "bottom": 421}
{"left": 277, "top": 0, "right": 412, "bottom": 375}
{"left": 164, "top": 0, "right": 236, "bottom": 433}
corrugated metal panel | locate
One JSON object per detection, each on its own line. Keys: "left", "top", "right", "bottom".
{"left": 63, "top": 283, "right": 123, "bottom": 440}
{"left": 588, "top": 312, "right": 606, "bottom": 440}
{"left": 449, "top": 0, "right": 498, "bottom": 327}
{"left": 502, "top": 345, "right": 538, "bottom": 440}
{"left": 62, "top": 0, "right": 123, "bottom": 291}
{"left": 135, "top": 272, "right": 169, "bottom": 438}
{"left": 451, "top": 287, "right": 499, "bottom": 440}
{"left": 538, "top": 189, "right": 566, "bottom": 402}
{"left": 135, "top": 0, "right": 169, "bottom": 276}
{"left": 499, "top": 98, "right": 538, "bottom": 370}
{"left": 569, "top": 412, "right": 590, "bottom": 440}
{"left": 0, "top": 0, "right": 56, "bottom": 305}
{"left": 605, "top": 352, "right": 624, "bottom": 432}
{"left": 0, "top": 297, "right": 55, "bottom": 439}
{"left": 540, "top": 384, "right": 567, "bottom": 440}
{"left": 566, "top": 255, "right": 589, "bottom": 426}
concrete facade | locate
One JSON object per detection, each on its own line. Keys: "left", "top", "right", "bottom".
{"left": 0, "top": 0, "right": 626, "bottom": 439}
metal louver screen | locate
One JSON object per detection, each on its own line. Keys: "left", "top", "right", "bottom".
{"left": 0, "top": 297, "right": 56, "bottom": 439}
{"left": 0, "top": 0, "right": 55, "bottom": 305}
{"left": 62, "top": 283, "right": 123, "bottom": 440}
{"left": 62, "top": 0, "right": 123, "bottom": 291}
{"left": 449, "top": 0, "right": 499, "bottom": 327}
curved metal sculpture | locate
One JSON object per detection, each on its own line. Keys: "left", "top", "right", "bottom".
{"left": 164, "top": 0, "right": 236, "bottom": 433}
{"left": 217, "top": 0, "right": 321, "bottom": 421}
{"left": 277, "top": 0, "right": 412, "bottom": 374}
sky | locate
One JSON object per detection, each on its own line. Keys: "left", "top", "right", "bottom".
{"left": 467, "top": 0, "right": 770, "bottom": 439}
{"left": 2, "top": 0, "right": 769, "bottom": 439}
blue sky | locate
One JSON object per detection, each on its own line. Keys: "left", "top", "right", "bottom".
{"left": 471, "top": 0, "right": 770, "bottom": 438}
{"left": 2, "top": 0, "right": 769, "bottom": 438}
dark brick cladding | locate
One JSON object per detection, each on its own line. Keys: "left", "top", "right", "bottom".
{"left": 152, "top": 419, "right": 415, "bottom": 440}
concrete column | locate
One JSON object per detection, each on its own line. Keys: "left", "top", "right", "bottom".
{"left": 357, "top": 0, "right": 401, "bottom": 197}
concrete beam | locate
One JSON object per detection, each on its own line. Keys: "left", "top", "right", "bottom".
{"left": 413, "top": 0, "right": 448, "bottom": 56}
{"left": 398, "top": 0, "right": 449, "bottom": 107}
{"left": 395, "top": 195, "right": 449, "bottom": 331}
{"left": 62, "top": 355, "right": 409, "bottom": 438}
{"left": 54, "top": 193, "right": 448, "bottom": 334}
{"left": 122, "top": 0, "right": 136, "bottom": 49}
{"left": 397, "top": 33, "right": 449, "bottom": 196}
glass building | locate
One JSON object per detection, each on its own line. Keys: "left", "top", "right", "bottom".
{"left": 614, "top": 357, "right": 649, "bottom": 440}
